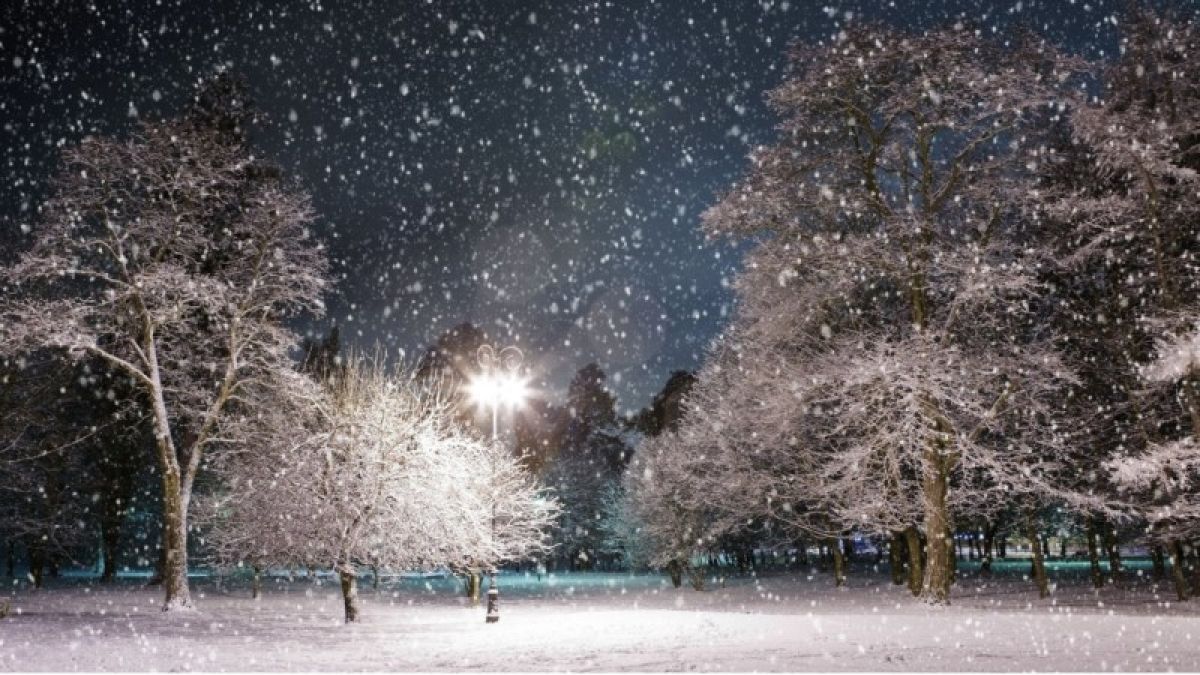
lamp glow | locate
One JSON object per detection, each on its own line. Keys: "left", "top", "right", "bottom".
{"left": 467, "top": 372, "right": 529, "bottom": 411}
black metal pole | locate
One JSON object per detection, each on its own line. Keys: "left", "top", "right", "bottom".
{"left": 485, "top": 407, "right": 500, "bottom": 624}
{"left": 485, "top": 567, "right": 499, "bottom": 623}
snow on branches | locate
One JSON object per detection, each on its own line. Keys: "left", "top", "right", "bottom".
{"left": 635, "top": 22, "right": 1087, "bottom": 605}
{"left": 0, "top": 76, "right": 330, "bottom": 610}
{"left": 199, "top": 356, "right": 557, "bottom": 622}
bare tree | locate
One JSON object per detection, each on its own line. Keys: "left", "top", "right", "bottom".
{"left": 0, "top": 354, "right": 118, "bottom": 586}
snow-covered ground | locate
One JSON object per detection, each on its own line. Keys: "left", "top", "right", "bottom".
{"left": 3, "top": 567, "right": 1199, "bottom": 671}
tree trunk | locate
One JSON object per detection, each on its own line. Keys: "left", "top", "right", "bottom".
{"left": 947, "top": 525, "right": 958, "bottom": 584}
{"left": 372, "top": 564, "right": 380, "bottom": 589}
{"left": 667, "top": 559, "right": 684, "bottom": 588}
{"left": 980, "top": 523, "right": 996, "bottom": 577}
{"left": 466, "top": 570, "right": 482, "bottom": 606}
{"left": 795, "top": 540, "right": 809, "bottom": 565}
{"left": 831, "top": 538, "right": 846, "bottom": 587}
{"left": 29, "top": 547, "right": 44, "bottom": 589}
{"left": 1102, "top": 524, "right": 1122, "bottom": 584}
{"left": 101, "top": 518, "right": 120, "bottom": 583}
{"left": 1085, "top": 518, "right": 1104, "bottom": 589}
{"left": 5, "top": 542, "right": 14, "bottom": 578}
{"left": 1151, "top": 545, "right": 1167, "bottom": 583}
{"left": 997, "top": 535, "right": 1007, "bottom": 558}
{"left": 920, "top": 450, "right": 953, "bottom": 604}
{"left": 1169, "top": 541, "right": 1189, "bottom": 602}
{"left": 888, "top": 531, "right": 906, "bottom": 585}
{"left": 1026, "top": 513, "right": 1049, "bottom": 599}
{"left": 1192, "top": 546, "right": 1200, "bottom": 596}
{"left": 904, "top": 526, "right": 923, "bottom": 596}
{"left": 841, "top": 538, "right": 854, "bottom": 565}
{"left": 339, "top": 568, "right": 360, "bottom": 623}
{"left": 159, "top": 471, "right": 192, "bottom": 610}
{"left": 252, "top": 565, "right": 262, "bottom": 600}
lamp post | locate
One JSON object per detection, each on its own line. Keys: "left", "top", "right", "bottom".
{"left": 466, "top": 344, "right": 529, "bottom": 624}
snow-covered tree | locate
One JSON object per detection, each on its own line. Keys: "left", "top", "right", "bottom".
{"left": 665, "top": 23, "right": 1088, "bottom": 603}
{"left": 440, "top": 434, "right": 559, "bottom": 607}
{"left": 597, "top": 480, "right": 649, "bottom": 572}
{"left": 0, "top": 75, "right": 329, "bottom": 610}
{"left": 622, "top": 429, "right": 718, "bottom": 589}
{"left": 203, "top": 359, "right": 449, "bottom": 621}
{"left": 1043, "top": 9, "right": 1200, "bottom": 599}
{"left": 200, "top": 356, "right": 556, "bottom": 622}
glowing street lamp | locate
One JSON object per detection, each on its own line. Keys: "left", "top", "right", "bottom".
{"left": 466, "top": 348, "right": 530, "bottom": 440}
{"left": 465, "top": 344, "right": 528, "bottom": 624}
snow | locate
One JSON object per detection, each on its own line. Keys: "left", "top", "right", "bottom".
{"left": 4, "top": 569, "right": 1199, "bottom": 671}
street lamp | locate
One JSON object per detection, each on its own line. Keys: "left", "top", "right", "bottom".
{"left": 466, "top": 345, "right": 529, "bottom": 440}
{"left": 465, "top": 344, "right": 529, "bottom": 624}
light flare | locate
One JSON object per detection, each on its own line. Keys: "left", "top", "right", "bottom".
{"left": 467, "top": 371, "right": 530, "bottom": 410}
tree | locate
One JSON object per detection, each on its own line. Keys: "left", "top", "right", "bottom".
{"left": 1043, "top": 9, "right": 1200, "bottom": 599}
{"left": 602, "top": 369, "right": 698, "bottom": 573}
{"left": 443, "top": 434, "right": 560, "bottom": 615}
{"left": 415, "top": 322, "right": 489, "bottom": 386}
{"left": 0, "top": 74, "right": 329, "bottom": 609}
{"left": 300, "top": 325, "right": 343, "bottom": 381}
{"left": 545, "top": 363, "right": 631, "bottom": 570}
{"left": 513, "top": 397, "right": 571, "bottom": 477}
{"left": 91, "top": 426, "right": 146, "bottom": 583}
{"left": 70, "top": 358, "right": 150, "bottom": 583}
{"left": 200, "top": 356, "right": 556, "bottom": 622}
{"left": 623, "top": 430, "right": 718, "bottom": 589}
{"left": 680, "top": 23, "right": 1086, "bottom": 603}
{"left": 597, "top": 480, "right": 649, "bottom": 571}
{"left": 631, "top": 370, "right": 696, "bottom": 437}
{"left": 203, "top": 359, "right": 442, "bottom": 621}
{"left": 0, "top": 354, "right": 119, "bottom": 586}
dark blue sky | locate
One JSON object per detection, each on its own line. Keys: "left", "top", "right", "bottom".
{"left": 0, "top": 0, "right": 1137, "bottom": 411}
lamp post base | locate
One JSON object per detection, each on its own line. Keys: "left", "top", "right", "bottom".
{"left": 485, "top": 572, "right": 499, "bottom": 623}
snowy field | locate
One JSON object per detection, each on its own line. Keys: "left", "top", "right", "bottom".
{"left": 3, "top": 567, "right": 1200, "bottom": 672}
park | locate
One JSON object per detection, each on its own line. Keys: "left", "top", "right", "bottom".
{"left": 3, "top": 1, "right": 1200, "bottom": 671}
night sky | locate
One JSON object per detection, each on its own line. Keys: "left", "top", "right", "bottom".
{"left": 1, "top": 0, "right": 1132, "bottom": 411}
